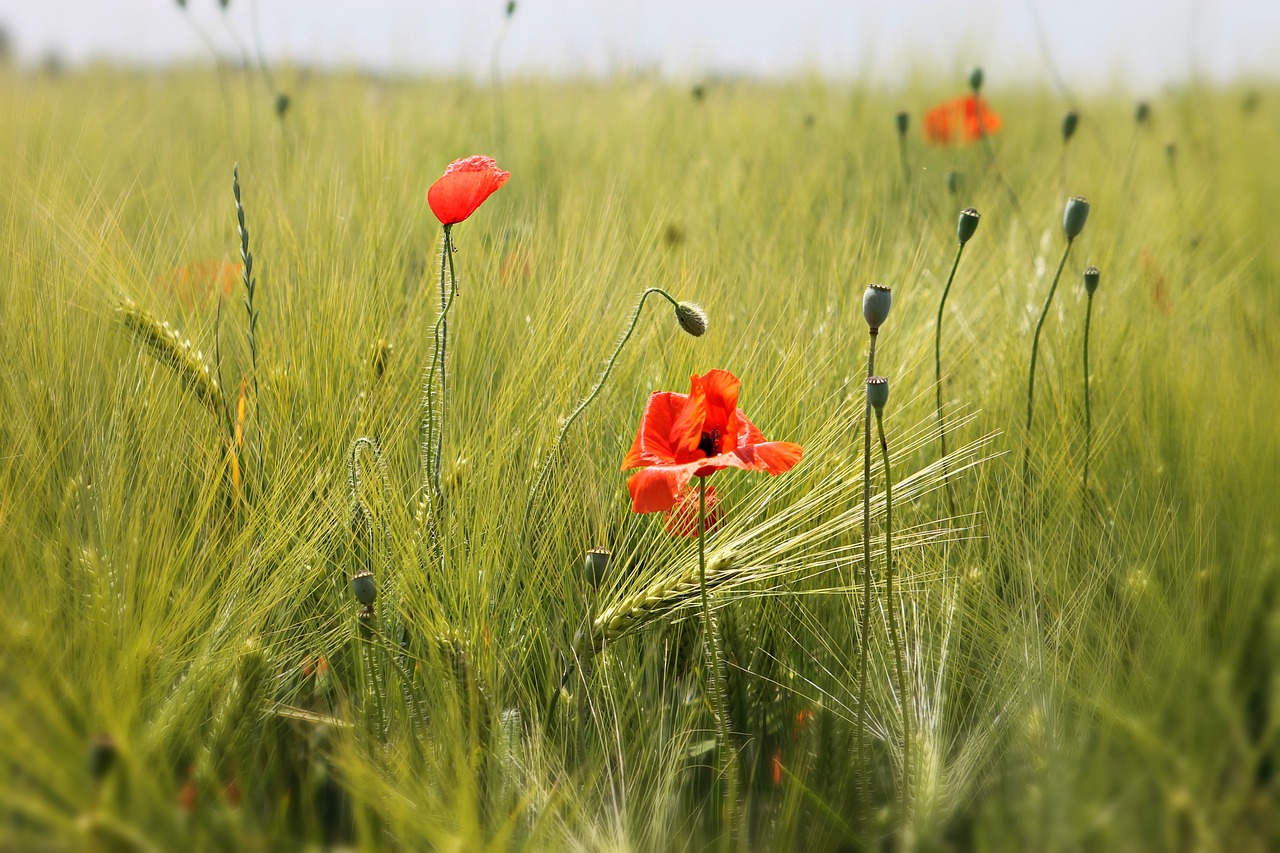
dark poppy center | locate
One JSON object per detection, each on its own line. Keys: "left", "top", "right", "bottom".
{"left": 698, "top": 428, "right": 723, "bottom": 458}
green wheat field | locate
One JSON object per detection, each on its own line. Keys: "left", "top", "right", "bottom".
{"left": 1, "top": 64, "right": 1278, "bottom": 850}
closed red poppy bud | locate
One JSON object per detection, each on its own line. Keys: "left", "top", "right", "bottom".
{"left": 862, "top": 284, "right": 893, "bottom": 331}
{"left": 427, "top": 155, "right": 510, "bottom": 226}
{"left": 675, "top": 301, "right": 708, "bottom": 337}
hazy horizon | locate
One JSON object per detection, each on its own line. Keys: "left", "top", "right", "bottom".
{"left": 0, "top": 1, "right": 1277, "bottom": 93}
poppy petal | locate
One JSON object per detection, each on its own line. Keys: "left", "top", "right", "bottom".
{"left": 669, "top": 373, "right": 709, "bottom": 461}
{"left": 622, "top": 391, "right": 688, "bottom": 469}
{"left": 626, "top": 464, "right": 700, "bottom": 514}
{"left": 699, "top": 369, "right": 742, "bottom": 451}
{"left": 427, "top": 155, "right": 510, "bottom": 225}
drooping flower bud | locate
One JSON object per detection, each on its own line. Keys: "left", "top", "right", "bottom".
{"left": 1062, "top": 109, "right": 1079, "bottom": 142}
{"left": 969, "top": 67, "right": 984, "bottom": 92}
{"left": 895, "top": 110, "right": 909, "bottom": 138}
{"left": 675, "top": 301, "right": 708, "bottom": 337}
{"left": 1083, "top": 265, "right": 1100, "bottom": 295}
{"left": 957, "top": 207, "right": 981, "bottom": 245}
{"left": 1063, "top": 196, "right": 1090, "bottom": 241}
{"left": 866, "top": 376, "right": 889, "bottom": 413}
{"left": 351, "top": 570, "right": 377, "bottom": 606}
{"left": 862, "top": 284, "right": 893, "bottom": 332}
{"left": 584, "top": 548, "right": 611, "bottom": 589}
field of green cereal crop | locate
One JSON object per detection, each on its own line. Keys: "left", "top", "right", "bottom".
{"left": 1, "top": 60, "right": 1278, "bottom": 850}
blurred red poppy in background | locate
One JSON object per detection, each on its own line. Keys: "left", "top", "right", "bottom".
{"left": 665, "top": 483, "right": 722, "bottom": 537}
{"left": 922, "top": 95, "right": 1002, "bottom": 145}
{"left": 622, "top": 369, "right": 803, "bottom": 514}
{"left": 428, "top": 155, "right": 511, "bottom": 225}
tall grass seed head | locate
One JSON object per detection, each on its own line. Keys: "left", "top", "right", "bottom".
{"left": 895, "top": 110, "right": 909, "bottom": 137}
{"left": 351, "top": 570, "right": 377, "bottom": 606}
{"left": 969, "top": 66, "right": 984, "bottom": 92}
{"left": 1084, "top": 265, "right": 1100, "bottom": 295}
{"left": 1063, "top": 196, "right": 1090, "bottom": 240}
{"left": 866, "top": 376, "right": 889, "bottom": 412}
{"left": 1062, "top": 109, "right": 1079, "bottom": 142}
{"left": 958, "top": 207, "right": 981, "bottom": 244}
{"left": 675, "top": 301, "right": 708, "bottom": 337}
{"left": 862, "top": 284, "right": 893, "bottom": 331}
{"left": 584, "top": 548, "right": 611, "bottom": 589}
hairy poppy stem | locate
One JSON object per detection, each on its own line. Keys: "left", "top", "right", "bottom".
{"left": 1082, "top": 289, "right": 1095, "bottom": 499}
{"left": 855, "top": 330, "right": 877, "bottom": 824}
{"left": 421, "top": 229, "right": 450, "bottom": 504}
{"left": 522, "top": 287, "right": 681, "bottom": 534}
{"left": 935, "top": 242, "right": 965, "bottom": 519}
{"left": 696, "top": 476, "right": 738, "bottom": 842}
{"left": 422, "top": 226, "right": 458, "bottom": 505}
{"left": 876, "top": 407, "right": 911, "bottom": 818}
{"left": 1024, "top": 239, "right": 1074, "bottom": 490}
{"left": 437, "top": 227, "right": 459, "bottom": 496}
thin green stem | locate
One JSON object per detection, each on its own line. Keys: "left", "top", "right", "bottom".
{"left": 856, "top": 330, "right": 878, "bottom": 826}
{"left": 877, "top": 408, "right": 911, "bottom": 819}
{"left": 697, "top": 476, "right": 737, "bottom": 842}
{"left": 935, "top": 242, "right": 965, "bottom": 519}
{"left": 421, "top": 232, "right": 450, "bottom": 501}
{"left": 1083, "top": 291, "right": 1094, "bottom": 498}
{"left": 436, "top": 226, "right": 459, "bottom": 496}
{"left": 1024, "top": 239, "right": 1074, "bottom": 489}
{"left": 522, "top": 287, "right": 681, "bottom": 534}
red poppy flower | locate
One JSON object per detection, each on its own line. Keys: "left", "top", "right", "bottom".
{"left": 427, "top": 155, "right": 511, "bottom": 225}
{"left": 922, "top": 95, "right": 1001, "bottom": 145}
{"left": 622, "top": 369, "right": 803, "bottom": 514}
{"left": 665, "top": 483, "right": 722, "bottom": 537}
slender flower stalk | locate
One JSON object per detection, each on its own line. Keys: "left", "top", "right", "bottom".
{"left": 522, "top": 288, "right": 706, "bottom": 533}
{"left": 695, "top": 476, "right": 738, "bottom": 841}
{"left": 1082, "top": 265, "right": 1100, "bottom": 498}
{"left": 935, "top": 209, "right": 979, "bottom": 518}
{"left": 1025, "top": 197, "right": 1090, "bottom": 488}
{"left": 857, "top": 283, "right": 891, "bottom": 823}
{"left": 968, "top": 67, "right": 1024, "bottom": 218}
{"left": 895, "top": 110, "right": 911, "bottom": 186}
{"left": 869, "top": 376, "right": 911, "bottom": 814}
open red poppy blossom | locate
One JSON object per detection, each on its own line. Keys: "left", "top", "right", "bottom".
{"left": 922, "top": 95, "right": 1002, "bottom": 145}
{"left": 427, "top": 155, "right": 511, "bottom": 225}
{"left": 665, "top": 483, "right": 722, "bottom": 537}
{"left": 622, "top": 369, "right": 803, "bottom": 514}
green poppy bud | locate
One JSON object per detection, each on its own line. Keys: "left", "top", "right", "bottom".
{"left": 351, "top": 570, "right": 377, "bottom": 606}
{"left": 274, "top": 93, "right": 291, "bottom": 119}
{"left": 969, "top": 67, "right": 984, "bottom": 92}
{"left": 675, "top": 301, "right": 708, "bottom": 337}
{"left": 1134, "top": 101, "right": 1150, "bottom": 124}
{"left": 584, "top": 548, "right": 611, "bottom": 589}
{"left": 370, "top": 338, "right": 391, "bottom": 379}
{"left": 862, "top": 284, "right": 893, "bottom": 332}
{"left": 866, "top": 376, "right": 889, "bottom": 412}
{"left": 946, "top": 170, "right": 961, "bottom": 196}
{"left": 1084, "top": 265, "right": 1100, "bottom": 295}
{"left": 1062, "top": 109, "right": 1079, "bottom": 142}
{"left": 89, "top": 734, "right": 118, "bottom": 783}
{"left": 895, "top": 110, "right": 909, "bottom": 137}
{"left": 1165, "top": 141, "right": 1177, "bottom": 162}
{"left": 958, "top": 207, "right": 981, "bottom": 245}
{"left": 1063, "top": 196, "right": 1090, "bottom": 241}
{"left": 506, "top": 1, "right": 516, "bottom": 16}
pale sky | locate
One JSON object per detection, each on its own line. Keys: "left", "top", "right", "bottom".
{"left": 0, "top": 1, "right": 1275, "bottom": 92}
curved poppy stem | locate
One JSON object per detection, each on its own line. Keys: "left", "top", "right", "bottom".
{"left": 1082, "top": 289, "right": 1095, "bottom": 501}
{"left": 935, "top": 241, "right": 965, "bottom": 520}
{"left": 696, "top": 476, "right": 737, "bottom": 842}
{"left": 877, "top": 407, "right": 911, "bottom": 819}
{"left": 420, "top": 228, "right": 450, "bottom": 507}
{"left": 1024, "top": 238, "right": 1073, "bottom": 491}
{"left": 521, "top": 287, "right": 681, "bottom": 535}
{"left": 855, "top": 329, "right": 877, "bottom": 826}
{"left": 436, "top": 226, "right": 459, "bottom": 497}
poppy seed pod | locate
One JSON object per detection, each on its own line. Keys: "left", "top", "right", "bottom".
{"left": 969, "top": 67, "right": 984, "bottom": 92}
{"left": 675, "top": 301, "right": 708, "bottom": 337}
{"left": 584, "top": 548, "right": 611, "bottom": 589}
{"left": 862, "top": 284, "right": 893, "bottom": 331}
{"left": 895, "top": 110, "right": 909, "bottom": 137}
{"left": 357, "top": 604, "right": 376, "bottom": 639}
{"left": 1062, "top": 109, "right": 1079, "bottom": 142}
{"left": 1084, "top": 265, "right": 1100, "bottom": 295}
{"left": 866, "top": 376, "right": 889, "bottom": 412}
{"left": 958, "top": 207, "right": 981, "bottom": 245}
{"left": 1063, "top": 196, "right": 1090, "bottom": 241}
{"left": 1135, "top": 101, "right": 1150, "bottom": 124}
{"left": 89, "top": 734, "right": 118, "bottom": 783}
{"left": 946, "top": 170, "right": 961, "bottom": 196}
{"left": 351, "top": 570, "right": 377, "bottom": 606}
